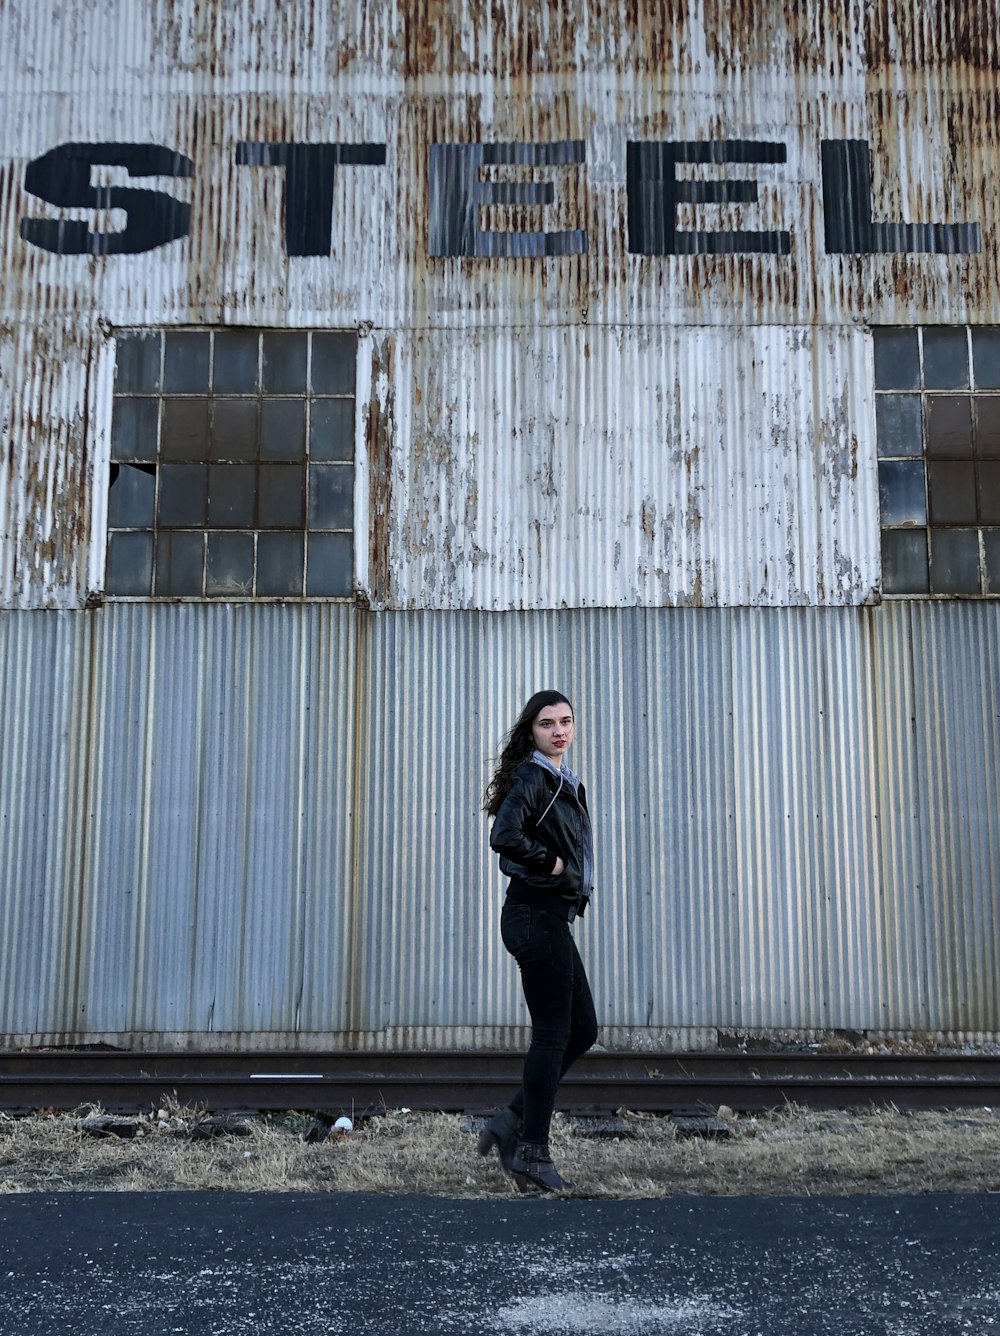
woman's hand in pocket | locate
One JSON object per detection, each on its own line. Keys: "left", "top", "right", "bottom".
{"left": 552, "top": 856, "right": 565, "bottom": 875}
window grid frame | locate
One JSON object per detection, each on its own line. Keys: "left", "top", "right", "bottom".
{"left": 106, "top": 328, "right": 356, "bottom": 601}
{"left": 875, "top": 324, "right": 1000, "bottom": 599}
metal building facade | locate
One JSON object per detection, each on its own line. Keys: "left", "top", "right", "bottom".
{"left": 2, "top": 0, "right": 999, "bottom": 1048}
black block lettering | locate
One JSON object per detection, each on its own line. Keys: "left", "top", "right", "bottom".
{"left": 235, "top": 142, "right": 386, "bottom": 257}
{"left": 428, "top": 141, "right": 587, "bottom": 258}
{"left": 820, "top": 140, "right": 981, "bottom": 254}
{"left": 626, "top": 140, "right": 790, "bottom": 255}
{"left": 20, "top": 143, "right": 193, "bottom": 255}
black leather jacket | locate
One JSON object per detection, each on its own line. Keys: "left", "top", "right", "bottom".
{"left": 489, "top": 761, "right": 592, "bottom": 918}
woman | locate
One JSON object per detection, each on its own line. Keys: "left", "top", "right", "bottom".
{"left": 479, "top": 689, "right": 598, "bottom": 1192}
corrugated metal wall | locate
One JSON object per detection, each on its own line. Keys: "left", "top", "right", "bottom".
{"left": 1, "top": 0, "right": 997, "bottom": 607}
{"left": 3, "top": 602, "right": 999, "bottom": 1047}
{"left": 3, "top": 2, "right": 1000, "bottom": 1047}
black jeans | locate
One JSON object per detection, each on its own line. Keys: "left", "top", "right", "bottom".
{"left": 500, "top": 900, "right": 599, "bottom": 1145}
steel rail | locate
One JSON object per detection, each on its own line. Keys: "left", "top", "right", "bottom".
{"left": 3, "top": 1050, "right": 1000, "bottom": 1115}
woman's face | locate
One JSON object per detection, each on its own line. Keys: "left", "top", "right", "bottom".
{"left": 531, "top": 702, "right": 575, "bottom": 765}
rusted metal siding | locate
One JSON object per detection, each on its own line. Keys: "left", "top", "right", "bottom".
{"left": 380, "top": 324, "right": 878, "bottom": 607}
{"left": 2, "top": 602, "right": 999, "bottom": 1048}
{"left": 1, "top": 1, "right": 998, "bottom": 607}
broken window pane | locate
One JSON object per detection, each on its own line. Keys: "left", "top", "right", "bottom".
{"left": 930, "top": 529, "right": 980, "bottom": 594}
{"left": 310, "top": 398, "right": 354, "bottom": 461}
{"left": 257, "top": 532, "right": 304, "bottom": 595}
{"left": 928, "top": 461, "right": 977, "bottom": 525}
{"left": 925, "top": 396, "right": 973, "bottom": 457}
{"left": 154, "top": 531, "right": 205, "bottom": 595}
{"left": 973, "top": 329, "right": 1000, "bottom": 390}
{"left": 306, "top": 532, "right": 353, "bottom": 596}
{"left": 875, "top": 395, "right": 922, "bottom": 458}
{"left": 163, "top": 331, "right": 211, "bottom": 393}
{"left": 874, "top": 329, "right": 919, "bottom": 390}
{"left": 213, "top": 331, "right": 259, "bottom": 393}
{"left": 922, "top": 327, "right": 970, "bottom": 390}
{"left": 108, "top": 463, "right": 155, "bottom": 527}
{"left": 106, "top": 531, "right": 154, "bottom": 595}
{"left": 206, "top": 531, "right": 254, "bottom": 596}
{"left": 878, "top": 460, "right": 926, "bottom": 527}
{"left": 111, "top": 397, "right": 159, "bottom": 462}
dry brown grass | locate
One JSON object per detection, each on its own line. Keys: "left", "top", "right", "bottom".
{"left": 3, "top": 1101, "right": 1000, "bottom": 1197}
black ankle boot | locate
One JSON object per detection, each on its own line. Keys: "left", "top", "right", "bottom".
{"left": 509, "top": 1139, "right": 570, "bottom": 1193}
{"left": 476, "top": 1106, "right": 522, "bottom": 1173}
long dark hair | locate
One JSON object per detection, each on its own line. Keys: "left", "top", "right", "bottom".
{"left": 483, "top": 690, "right": 574, "bottom": 817}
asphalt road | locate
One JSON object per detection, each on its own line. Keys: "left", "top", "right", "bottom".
{"left": 1, "top": 1191, "right": 998, "bottom": 1335}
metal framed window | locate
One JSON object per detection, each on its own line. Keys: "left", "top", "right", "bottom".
{"left": 875, "top": 326, "right": 1000, "bottom": 596}
{"left": 106, "top": 329, "right": 356, "bottom": 598}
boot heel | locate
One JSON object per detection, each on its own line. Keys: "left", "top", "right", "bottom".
{"left": 509, "top": 1139, "right": 570, "bottom": 1193}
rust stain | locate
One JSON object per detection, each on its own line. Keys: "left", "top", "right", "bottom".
{"left": 366, "top": 332, "right": 395, "bottom": 606}
{"left": 865, "top": 0, "right": 1000, "bottom": 72}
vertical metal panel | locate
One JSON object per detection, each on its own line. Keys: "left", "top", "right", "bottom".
{"left": 4, "top": 601, "right": 1000, "bottom": 1047}
{"left": 908, "top": 603, "right": 1000, "bottom": 1032}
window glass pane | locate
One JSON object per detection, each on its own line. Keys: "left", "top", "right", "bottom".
{"left": 977, "top": 462, "right": 1000, "bottom": 525}
{"left": 260, "top": 400, "right": 306, "bottom": 459}
{"left": 921, "top": 328, "right": 969, "bottom": 389}
{"left": 973, "top": 329, "right": 1000, "bottom": 390}
{"left": 928, "top": 461, "right": 977, "bottom": 525}
{"left": 213, "top": 399, "right": 258, "bottom": 462}
{"left": 257, "top": 532, "right": 304, "bottom": 595}
{"left": 881, "top": 529, "right": 928, "bottom": 594}
{"left": 262, "top": 332, "right": 308, "bottom": 393}
{"left": 925, "top": 396, "right": 973, "bottom": 457}
{"left": 206, "top": 532, "right": 255, "bottom": 596}
{"left": 874, "top": 329, "right": 919, "bottom": 390}
{"left": 930, "top": 529, "right": 980, "bottom": 594}
{"left": 878, "top": 460, "right": 926, "bottom": 526}
{"left": 311, "top": 332, "right": 356, "bottom": 394}
{"left": 154, "top": 531, "right": 205, "bottom": 595}
{"left": 115, "top": 333, "right": 160, "bottom": 393}
{"left": 213, "top": 331, "right": 259, "bottom": 393}
{"left": 162, "top": 399, "right": 211, "bottom": 460}
{"left": 108, "top": 463, "right": 156, "bottom": 527}
{"left": 976, "top": 397, "right": 1000, "bottom": 458}
{"left": 111, "top": 397, "right": 159, "bottom": 462}
{"left": 306, "top": 532, "right": 353, "bottom": 596}
{"left": 875, "top": 395, "right": 922, "bottom": 458}
{"left": 258, "top": 464, "right": 305, "bottom": 528}
{"left": 106, "top": 531, "right": 153, "bottom": 595}
{"left": 984, "top": 529, "right": 1000, "bottom": 594}
{"left": 308, "top": 464, "right": 353, "bottom": 529}
{"left": 310, "top": 398, "right": 354, "bottom": 461}
{"left": 163, "top": 331, "right": 211, "bottom": 392}
{"left": 207, "top": 464, "right": 256, "bottom": 527}
{"left": 158, "top": 464, "right": 207, "bottom": 527}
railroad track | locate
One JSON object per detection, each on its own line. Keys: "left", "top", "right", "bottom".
{"left": 3, "top": 1050, "right": 1000, "bottom": 1115}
